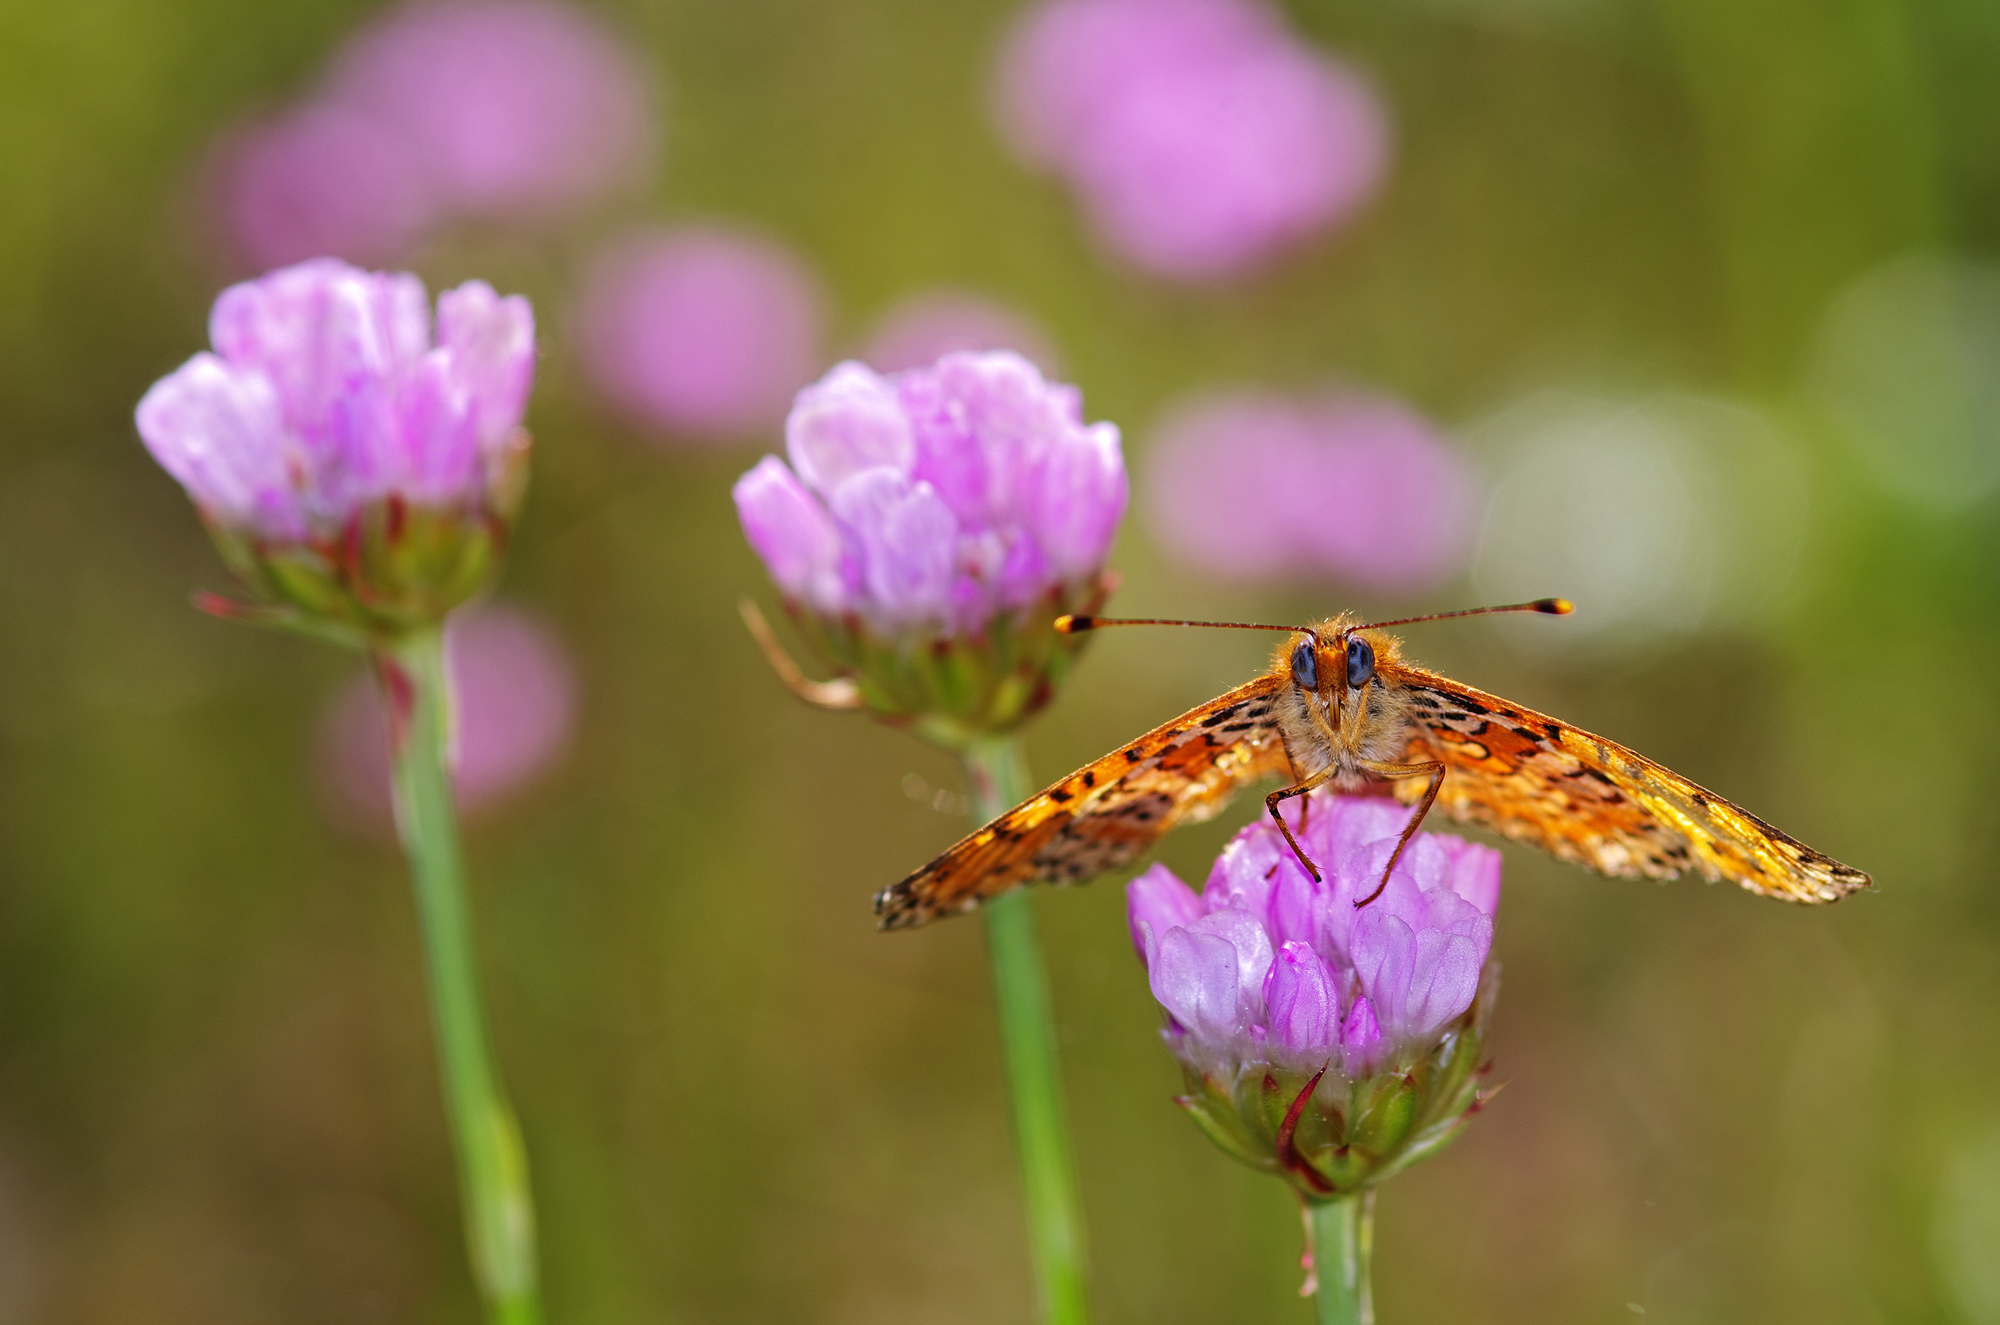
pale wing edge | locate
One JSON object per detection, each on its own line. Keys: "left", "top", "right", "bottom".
{"left": 1394, "top": 668, "right": 1872, "bottom": 904}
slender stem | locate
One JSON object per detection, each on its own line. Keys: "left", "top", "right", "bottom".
{"left": 963, "top": 734, "right": 1092, "bottom": 1325}
{"left": 380, "top": 626, "right": 543, "bottom": 1325}
{"left": 1308, "top": 1193, "right": 1375, "bottom": 1325}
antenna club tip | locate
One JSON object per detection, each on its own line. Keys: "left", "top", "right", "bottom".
{"left": 1055, "top": 614, "right": 1092, "bottom": 634}
{"left": 1537, "top": 598, "right": 1574, "bottom": 616}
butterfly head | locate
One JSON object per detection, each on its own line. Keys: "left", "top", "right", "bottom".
{"left": 1288, "top": 620, "right": 1394, "bottom": 695}
{"left": 1285, "top": 624, "right": 1405, "bottom": 747}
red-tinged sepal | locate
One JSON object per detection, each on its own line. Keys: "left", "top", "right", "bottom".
{"left": 199, "top": 489, "right": 515, "bottom": 645}
{"left": 192, "top": 591, "right": 371, "bottom": 649}
{"left": 1174, "top": 962, "right": 1499, "bottom": 1201}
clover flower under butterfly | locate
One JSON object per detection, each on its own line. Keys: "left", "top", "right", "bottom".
{"left": 734, "top": 350, "right": 1126, "bottom": 746}
{"left": 1128, "top": 792, "right": 1501, "bottom": 1199}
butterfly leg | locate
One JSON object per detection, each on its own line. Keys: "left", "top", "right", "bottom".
{"left": 1265, "top": 768, "right": 1339, "bottom": 882}
{"left": 1352, "top": 758, "right": 1446, "bottom": 908}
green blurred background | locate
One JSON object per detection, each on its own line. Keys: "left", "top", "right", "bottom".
{"left": 3, "top": 0, "right": 1998, "bottom": 1321}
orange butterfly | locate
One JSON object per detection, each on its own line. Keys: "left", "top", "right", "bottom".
{"left": 874, "top": 600, "right": 1870, "bottom": 929}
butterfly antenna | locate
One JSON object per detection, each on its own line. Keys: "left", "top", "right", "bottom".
{"left": 1351, "top": 598, "right": 1572, "bottom": 631}
{"left": 1056, "top": 615, "right": 1315, "bottom": 636}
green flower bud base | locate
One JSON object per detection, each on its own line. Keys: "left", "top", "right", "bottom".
{"left": 199, "top": 430, "right": 530, "bottom": 645}
{"left": 205, "top": 498, "right": 506, "bottom": 644}
{"left": 784, "top": 575, "right": 1111, "bottom": 749}
{"left": 1176, "top": 964, "right": 1499, "bottom": 1201}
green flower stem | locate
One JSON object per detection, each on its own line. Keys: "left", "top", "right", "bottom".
{"left": 963, "top": 734, "right": 1092, "bottom": 1325}
{"left": 1308, "top": 1193, "right": 1375, "bottom": 1325}
{"left": 381, "top": 626, "right": 542, "bottom": 1325}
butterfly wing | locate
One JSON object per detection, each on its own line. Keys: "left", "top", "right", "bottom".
{"left": 1388, "top": 668, "right": 1869, "bottom": 903}
{"left": 875, "top": 676, "right": 1293, "bottom": 929}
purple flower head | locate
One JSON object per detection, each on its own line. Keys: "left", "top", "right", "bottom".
{"left": 1127, "top": 793, "right": 1499, "bottom": 1077}
{"left": 577, "top": 226, "right": 825, "bottom": 441}
{"left": 322, "top": 602, "right": 577, "bottom": 826}
{"left": 1132, "top": 792, "right": 1503, "bottom": 1199}
{"left": 737, "top": 352, "right": 1126, "bottom": 634}
{"left": 734, "top": 354, "right": 1127, "bottom": 741}
{"left": 138, "top": 259, "right": 534, "bottom": 541}
{"left": 995, "top": 0, "right": 1388, "bottom": 279}
{"left": 863, "top": 289, "right": 1059, "bottom": 375}
{"left": 1144, "top": 389, "right": 1477, "bottom": 593}
{"left": 136, "top": 260, "right": 535, "bottom": 635}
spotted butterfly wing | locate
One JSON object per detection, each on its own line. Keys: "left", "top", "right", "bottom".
{"left": 1388, "top": 667, "right": 1870, "bottom": 903}
{"left": 874, "top": 677, "right": 1292, "bottom": 929}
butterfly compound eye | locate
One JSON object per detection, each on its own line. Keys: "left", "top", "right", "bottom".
{"left": 1289, "top": 639, "right": 1318, "bottom": 691}
{"left": 1346, "top": 636, "right": 1376, "bottom": 689}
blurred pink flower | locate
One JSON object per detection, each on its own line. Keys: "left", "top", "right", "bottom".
{"left": 211, "top": 0, "right": 651, "bottom": 267}
{"left": 862, "top": 289, "right": 1058, "bottom": 374}
{"left": 322, "top": 604, "right": 577, "bottom": 825}
{"left": 324, "top": 0, "right": 653, "bottom": 217}
{"left": 575, "top": 226, "right": 826, "bottom": 440}
{"left": 995, "top": 0, "right": 1388, "bottom": 280}
{"left": 1144, "top": 390, "right": 1475, "bottom": 592}
{"left": 997, "top": 0, "right": 1279, "bottom": 169}
{"left": 213, "top": 103, "right": 440, "bottom": 270}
